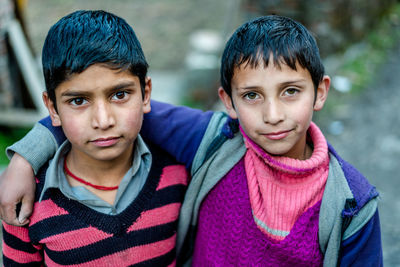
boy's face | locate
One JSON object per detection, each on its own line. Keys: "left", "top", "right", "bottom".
{"left": 219, "top": 58, "right": 330, "bottom": 160}
{"left": 43, "top": 64, "right": 151, "bottom": 164}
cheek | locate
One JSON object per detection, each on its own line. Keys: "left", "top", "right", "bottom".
{"left": 236, "top": 109, "right": 256, "bottom": 135}
{"left": 60, "top": 119, "right": 85, "bottom": 143}
{"left": 291, "top": 103, "right": 314, "bottom": 128}
{"left": 120, "top": 108, "right": 144, "bottom": 135}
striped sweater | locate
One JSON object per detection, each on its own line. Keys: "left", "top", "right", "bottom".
{"left": 2, "top": 144, "right": 188, "bottom": 266}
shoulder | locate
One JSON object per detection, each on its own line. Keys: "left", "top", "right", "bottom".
{"left": 145, "top": 140, "right": 179, "bottom": 166}
{"left": 319, "top": 143, "right": 380, "bottom": 264}
{"left": 145, "top": 140, "right": 189, "bottom": 185}
{"left": 200, "top": 111, "right": 231, "bottom": 143}
{"left": 191, "top": 113, "right": 242, "bottom": 173}
{"left": 328, "top": 143, "right": 379, "bottom": 210}
{"left": 34, "top": 161, "right": 50, "bottom": 200}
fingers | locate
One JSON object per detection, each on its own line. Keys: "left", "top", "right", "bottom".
{"left": 0, "top": 200, "right": 27, "bottom": 226}
{"left": 0, "top": 168, "right": 21, "bottom": 226}
{"left": 18, "top": 193, "right": 34, "bottom": 225}
{"left": 0, "top": 154, "right": 35, "bottom": 226}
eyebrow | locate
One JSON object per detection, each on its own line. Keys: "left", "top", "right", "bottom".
{"left": 60, "top": 81, "right": 138, "bottom": 97}
{"left": 279, "top": 79, "right": 307, "bottom": 87}
{"left": 238, "top": 79, "right": 307, "bottom": 90}
{"left": 109, "top": 81, "right": 138, "bottom": 91}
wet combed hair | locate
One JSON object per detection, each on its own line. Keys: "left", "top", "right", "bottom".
{"left": 220, "top": 15, "right": 324, "bottom": 96}
{"left": 42, "top": 10, "right": 148, "bottom": 108}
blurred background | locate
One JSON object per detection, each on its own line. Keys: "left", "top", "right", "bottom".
{"left": 0, "top": 0, "right": 400, "bottom": 265}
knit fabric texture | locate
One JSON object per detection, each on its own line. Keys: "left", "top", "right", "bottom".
{"left": 243, "top": 122, "right": 329, "bottom": 240}
{"left": 2, "top": 145, "right": 188, "bottom": 266}
{"left": 192, "top": 159, "right": 324, "bottom": 267}
{"left": 192, "top": 122, "right": 329, "bottom": 266}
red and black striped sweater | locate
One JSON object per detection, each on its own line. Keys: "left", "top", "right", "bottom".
{"left": 2, "top": 144, "right": 188, "bottom": 266}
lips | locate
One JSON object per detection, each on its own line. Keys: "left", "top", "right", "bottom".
{"left": 91, "top": 137, "right": 120, "bottom": 147}
{"left": 263, "top": 130, "right": 291, "bottom": 140}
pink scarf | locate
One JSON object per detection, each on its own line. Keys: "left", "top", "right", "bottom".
{"left": 243, "top": 122, "right": 329, "bottom": 240}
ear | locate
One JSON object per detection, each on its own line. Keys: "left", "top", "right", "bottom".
{"left": 42, "top": 92, "right": 61, "bottom": 126}
{"left": 218, "top": 87, "right": 238, "bottom": 119}
{"left": 142, "top": 77, "right": 152, "bottom": 114}
{"left": 313, "top": 75, "right": 330, "bottom": 111}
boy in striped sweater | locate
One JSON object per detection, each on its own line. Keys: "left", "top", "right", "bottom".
{"left": 1, "top": 10, "right": 188, "bottom": 266}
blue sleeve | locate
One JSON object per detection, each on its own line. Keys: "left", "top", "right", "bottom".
{"left": 339, "top": 210, "right": 383, "bottom": 267}
{"left": 39, "top": 116, "right": 66, "bottom": 146}
{"left": 141, "top": 100, "right": 214, "bottom": 169}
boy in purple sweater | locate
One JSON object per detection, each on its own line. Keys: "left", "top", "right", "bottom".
{"left": 0, "top": 15, "right": 381, "bottom": 266}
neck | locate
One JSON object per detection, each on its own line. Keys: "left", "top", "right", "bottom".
{"left": 302, "top": 143, "right": 313, "bottom": 160}
{"left": 242, "top": 122, "right": 328, "bottom": 174}
{"left": 66, "top": 147, "right": 133, "bottom": 187}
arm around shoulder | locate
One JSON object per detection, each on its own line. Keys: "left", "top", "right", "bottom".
{"left": 141, "top": 100, "right": 214, "bottom": 168}
{"left": 7, "top": 118, "right": 64, "bottom": 174}
{"left": 0, "top": 116, "right": 63, "bottom": 226}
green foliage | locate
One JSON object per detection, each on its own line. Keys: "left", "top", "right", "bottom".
{"left": 338, "top": 3, "right": 400, "bottom": 94}
{"left": 0, "top": 127, "right": 31, "bottom": 165}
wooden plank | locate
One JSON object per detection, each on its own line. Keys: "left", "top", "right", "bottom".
{"left": 7, "top": 19, "right": 47, "bottom": 116}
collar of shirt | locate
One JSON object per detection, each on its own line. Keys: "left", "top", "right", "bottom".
{"left": 39, "top": 135, "right": 152, "bottom": 214}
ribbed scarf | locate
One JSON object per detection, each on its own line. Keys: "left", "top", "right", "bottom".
{"left": 243, "top": 122, "right": 329, "bottom": 240}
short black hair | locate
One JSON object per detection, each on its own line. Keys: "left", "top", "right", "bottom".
{"left": 220, "top": 15, "right": 324, "bottom": 96}
{"left": 42, "top": 10, "right": 148, "bottom": 108}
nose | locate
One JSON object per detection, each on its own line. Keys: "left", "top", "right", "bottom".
{"left": 262, "top": 99, "right": 284, "bottom": 125}
{"left": 91, "top": 100, "right": 115, "bottom": 130}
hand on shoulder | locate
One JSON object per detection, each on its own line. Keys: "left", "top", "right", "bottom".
{"left": 0, "top": 153, "right": 36, "bottom": 226}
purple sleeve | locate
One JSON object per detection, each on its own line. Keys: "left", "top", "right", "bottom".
{"left": 339, "top": 210, "right": 383, "bottom": 267}
{"left": 141, "top": 100, "right": 213, "bottom": 168}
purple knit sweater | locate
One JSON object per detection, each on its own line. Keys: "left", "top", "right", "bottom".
{"left": 192, "top": 158, "right": 323, "bottom": 267}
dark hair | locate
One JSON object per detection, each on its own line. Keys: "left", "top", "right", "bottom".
{"left": 42, "top": 10, "right": 148, "bottom": 108}
{"left": 220, "top": 15, "right": 324, "bottom": 96}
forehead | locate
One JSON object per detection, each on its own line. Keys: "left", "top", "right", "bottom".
{"left": 232, "top": 58, "right": 313, "bottom": 87}
{"left": 55, "top": 64, "right": 139, "bottom": 94}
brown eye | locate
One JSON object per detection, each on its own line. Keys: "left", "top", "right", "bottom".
{"left": 70, "top": 98, "right": 87, "bottom": 106}
{"left": 112, "top": 91, "right": 127, "bottom": 100}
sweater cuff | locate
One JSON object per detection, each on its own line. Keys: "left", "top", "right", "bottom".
{"left": 6, "top": 123, "right": 59, "bottom": 174}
